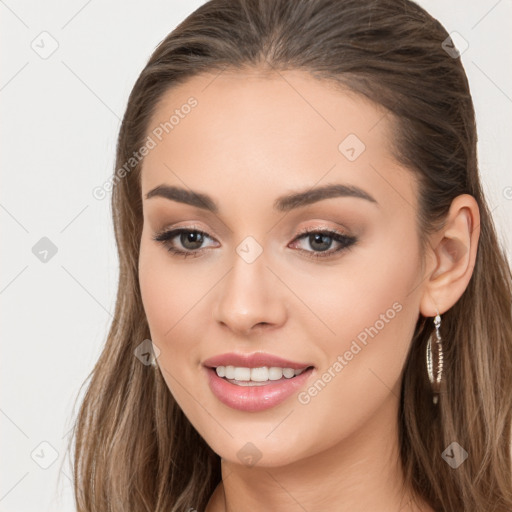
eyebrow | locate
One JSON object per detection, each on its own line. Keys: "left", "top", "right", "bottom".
{"left": 144, "top": 183, "right": 378, "bottom": 212}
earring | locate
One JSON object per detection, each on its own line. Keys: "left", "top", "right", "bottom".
{"left": 426, "top": 310, "right": 444, "bottom": 404}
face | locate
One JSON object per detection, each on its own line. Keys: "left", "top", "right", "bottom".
{"left": 138, "top": 69, "right": 425, "bottom": 466}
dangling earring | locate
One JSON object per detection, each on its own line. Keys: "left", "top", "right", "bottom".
{"left": 426, "top": 309, "right": 444, "bottom": 404}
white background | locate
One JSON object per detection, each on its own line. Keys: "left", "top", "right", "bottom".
{"left": 1, "top": 1, "right": 511, "bottom": 510}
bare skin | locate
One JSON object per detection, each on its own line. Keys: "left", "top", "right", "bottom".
{"left": 137, "top": 68, "right": 479, "bottom": 512}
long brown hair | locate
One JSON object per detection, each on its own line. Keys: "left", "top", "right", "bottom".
{"left": 68, "top": 0, "right": 512, "bottom": 510}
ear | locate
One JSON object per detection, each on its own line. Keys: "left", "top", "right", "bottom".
{"left": 419, "top": 194, "right": 480, "bottom": 317}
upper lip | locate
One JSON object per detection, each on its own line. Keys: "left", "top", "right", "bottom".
{"left": 202, "top": 352, "right": 314, "bottom": 370}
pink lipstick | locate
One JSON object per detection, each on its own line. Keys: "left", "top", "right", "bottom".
{"left": 202, "top": 352, "right": 315, "bottom": 412}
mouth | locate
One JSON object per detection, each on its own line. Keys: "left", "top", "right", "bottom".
{"left": 203, "top": 361, "right": 316, "bottom": 412}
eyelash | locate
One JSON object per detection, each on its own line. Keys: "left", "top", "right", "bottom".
{"left": 152, "top": 226, "right": 357, "bottom": 260}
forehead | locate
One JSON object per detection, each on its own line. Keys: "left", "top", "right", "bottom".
{"left": 140, "top": 68, "right": 417, "bottom": 216}
{"left": 146, "top": 68, "right": 393, "bottom": 152}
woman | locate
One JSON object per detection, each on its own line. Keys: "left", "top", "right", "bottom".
{"left": 69, "top": 0, "right": 512, "bottom": 510}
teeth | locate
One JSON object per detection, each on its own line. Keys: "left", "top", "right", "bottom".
{"left": 215, "top": 365, "right": 308, "bottom": 382}
{"left": 234, "top": 367, "right": 251, "bottom": 381}
{"left": 282, "top": 368, "right": 295, "bottom": 378}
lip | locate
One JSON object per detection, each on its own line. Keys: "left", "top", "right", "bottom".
{"left": 204, "top": 366, "right": 315, "bottom": 412}
{"left": 202, "top": 352, "right": 314, "bottom": 370}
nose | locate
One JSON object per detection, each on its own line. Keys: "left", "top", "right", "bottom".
{"left": 212, "top": 247, "right": 287, "bottom": 336}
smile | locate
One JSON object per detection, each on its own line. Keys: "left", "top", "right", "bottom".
{"left": 204, "top": 365, "right": 315, "bottom": 412}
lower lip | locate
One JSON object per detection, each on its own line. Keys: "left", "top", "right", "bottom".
{"left": 204, "top": 366, "right": 315, "bottom": 412}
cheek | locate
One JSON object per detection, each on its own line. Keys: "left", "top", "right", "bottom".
{"left": 290, "top": 233, "right": 419, "bottom": 407}
{"left": 138, "top": 237, "right": 221, "bottom": 398}
{"left": 139, "top": 237, "right": 203, "bottom": 337}
{"left": 139, "top": 251, "right": 176, "bottom": 335}
{"left": 138, "top": 240, "right": 200, "bottom": 374}
{"left": 272, "top": 263, "right": 420, "bottom": 461}
{"left": 289, "top": 225, "right": 419, "bottom": 350}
